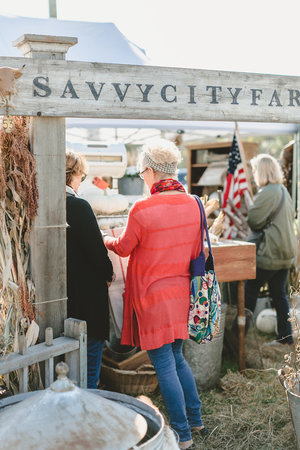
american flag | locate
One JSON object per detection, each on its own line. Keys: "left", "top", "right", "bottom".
{"left": 222, "top": 133, "right": 249, "bottom": 237}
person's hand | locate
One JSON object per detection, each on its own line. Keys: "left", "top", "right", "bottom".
{"left": 106, "top": 273, "right": 116, "bottom": 288}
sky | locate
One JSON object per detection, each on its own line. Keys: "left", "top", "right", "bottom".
{"left": 1, "top": 0, "right": 300, "bottom": 76}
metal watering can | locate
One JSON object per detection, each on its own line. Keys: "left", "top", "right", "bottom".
{"left": 278, "top": 369, "right": 300, "bottom": 449}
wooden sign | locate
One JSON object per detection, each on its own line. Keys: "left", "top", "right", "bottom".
{"left": 1, "top": 56, "right": 300, "bottom": 122}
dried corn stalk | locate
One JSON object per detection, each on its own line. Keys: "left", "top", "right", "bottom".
{"left": 0, "top": 116, "right": 40, "bottom": 392}
{"left": 281, "top": 308, "right": 300, "bottom": 393}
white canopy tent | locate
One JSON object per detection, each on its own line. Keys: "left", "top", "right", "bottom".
{"left": 0, "top": 14, "right": 150, "bottom": 65}
{"left": 66, "top": 118, "right": 298, "bottom": 146}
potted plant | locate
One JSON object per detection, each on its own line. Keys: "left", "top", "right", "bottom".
{"left": 118, "top": 166, "right": 144, "bottom": 196}
{"left": 278, "top": 309, "right": 300, "bottom": 449}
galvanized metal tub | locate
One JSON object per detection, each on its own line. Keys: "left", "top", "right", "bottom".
{"left": 278, "top": 370, "right": 300, "bottom": 449}
{"left": 183, "top": 303, "right": 227, "bottom": 390}
{"left": 0, "top": 388, "right": 164, "bottom": 449}
{"left": 119, "top": 177, "right": 144, "bottom": 195}
{"left": 94, "top": 390, "right": 165, "bottom": 449}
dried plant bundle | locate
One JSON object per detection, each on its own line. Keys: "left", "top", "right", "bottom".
{"left": 0, "top": 116, "right": 39, "bottom": 393}
{"left": 281, "top": 307, "right": 300, "bottom": 393}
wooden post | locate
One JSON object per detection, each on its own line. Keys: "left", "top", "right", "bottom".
{"left": 45, "top": 327, "right": 54, "bottom": 388}
{"left": 45, "top": 327, "right": 53, "bottom": 346}
{"left": 18, "top": 335, "right": 27, "bottom": 355}
{"left": 48, "top": 0, "right": 57, "bottom": 18}
{"left": 18, "top": 335, "right": 28, "bottom": 393}
{"left": 296, "top": 130, "right": 300, "bottom": 237}
{"left": 292, "top": 131, "right": 298, "bottom": 213}
{"left": 237, "top": 280, "right": 246, "bottom": 372}
{"left": 18, "top": 367, "right": 28, "bottom": 393}
{"left": 14, "top": 35, "right": 77, "bottom": 340}
{"left": 64, "top": 318, "right": 87, "bottom": 388}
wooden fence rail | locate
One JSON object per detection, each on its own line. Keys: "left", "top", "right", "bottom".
{"left": 0, "top": 318, "right": 87, "bottom": 393}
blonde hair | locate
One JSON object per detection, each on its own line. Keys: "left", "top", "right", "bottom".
{"left": 66, "top": 150, "right": 88, "bottom": 186}
{"left": 138, "top": 138, "right": 182, "bottom": 177}
{"left": 251, "top": 153, "right": 283, "bottom": 187}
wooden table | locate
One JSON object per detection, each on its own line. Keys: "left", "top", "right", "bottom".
{"left": 206, "top": 239, "right": 256, "bottom": 371}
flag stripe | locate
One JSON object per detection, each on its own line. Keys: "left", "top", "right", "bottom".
{"left": 222, "top": 133, "right": 249, "bottom": 238}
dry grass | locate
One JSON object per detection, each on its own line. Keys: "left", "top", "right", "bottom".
{"left": 149, "top": 330, "right": 296, "bottom": 449}
{"left": 0, "top": 117, "right": 40, "bottom": 393}
{"left": 199, "top": 369, "right": 295, "bottom": 449}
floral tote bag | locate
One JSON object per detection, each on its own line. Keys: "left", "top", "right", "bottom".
{"left": 188, "top": 195, "right": 222, "bottom": 344}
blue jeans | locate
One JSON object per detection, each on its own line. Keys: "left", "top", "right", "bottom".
{"left": 148, "top": 339, "right": 203, "bottom": 442}
{"left": 245, "top": 268, "right": 293, "bottom": 344}
{"left": 87, "top": 337, "right": 104, "bottom": 389}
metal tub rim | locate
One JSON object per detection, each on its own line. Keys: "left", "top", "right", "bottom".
{"left": 0, "top": 388, "right": 165, "bottom": 449}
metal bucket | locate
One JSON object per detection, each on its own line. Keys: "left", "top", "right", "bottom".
{"left": 119, "top": 177, "right": 144, "bottom": 195}
{"left": 0, "top": 389, "right": 164, "bottom": 449}
{"left": 278, "top": 370, "right": 300, "bottom": 449}
{"left": 183, "top": 303, "right": 227, "bottom": 390}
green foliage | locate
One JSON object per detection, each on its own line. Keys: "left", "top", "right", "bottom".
{"left": 246, "top": 134, "right": 294, "bottom": 158}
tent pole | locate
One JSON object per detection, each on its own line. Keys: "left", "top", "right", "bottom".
{"left": 49, "top": 0, "right": 57, "bottom": 18}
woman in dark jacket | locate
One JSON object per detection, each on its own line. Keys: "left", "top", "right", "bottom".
{"left": 66, "top": 151, "right": 114, "bottom": 388}
{"left": 246, "top": 153, "right": 296, "bottom": 345}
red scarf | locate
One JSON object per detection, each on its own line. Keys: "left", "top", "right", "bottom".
{"left": 150, "top": 178, "right": 186, "bottom": 195}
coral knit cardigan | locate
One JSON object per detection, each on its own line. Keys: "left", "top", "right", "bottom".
{"left": 105, "top": 193, "right": 202, "bottom": 350}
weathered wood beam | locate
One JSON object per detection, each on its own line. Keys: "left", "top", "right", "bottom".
{"left": 0, "top": 337, "right": 79, "bottom": 375}
{"left": 0, "top": 53, "right": 300, "bottom": 122}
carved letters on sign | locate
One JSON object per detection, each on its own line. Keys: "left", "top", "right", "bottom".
{"left": 32, "top": 76, "right": 300, "bottom": 108}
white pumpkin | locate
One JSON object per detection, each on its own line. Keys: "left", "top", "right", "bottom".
{"left": 256, "top": 308, "right": 277, "bottom": 334}
{"left": 80, "top": 185, "right": 129, "bottom": 215}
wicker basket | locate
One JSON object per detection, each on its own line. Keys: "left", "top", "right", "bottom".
{"left": 100, "top": 363, "right": 158, "bottom": 396}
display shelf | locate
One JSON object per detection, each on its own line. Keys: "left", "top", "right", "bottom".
{"left": 186, "top": 140, "right": 258, "bottom": 195}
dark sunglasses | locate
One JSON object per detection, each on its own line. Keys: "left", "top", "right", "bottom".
{"left": 81, "top": 174, "right": 87, "bottom": 182}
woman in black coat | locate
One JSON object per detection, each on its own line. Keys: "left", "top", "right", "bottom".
{"left": 66, "top": 151, "right": 114, "bottom": 388}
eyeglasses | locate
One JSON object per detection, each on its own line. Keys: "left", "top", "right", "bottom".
{"left": 81, "top": 174, "right": 87, "bottom": 182}
{"left": 139, "top": 168, "right": 147, "bottom": 180}
{"left": 66, "top": 160, "right": 78, "bottom": 174}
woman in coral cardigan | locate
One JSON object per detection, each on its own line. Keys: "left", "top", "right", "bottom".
{"left": 104, "top": 139, "right": 207, "bottom": 449}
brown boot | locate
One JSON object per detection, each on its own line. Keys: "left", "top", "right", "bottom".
{"left": 178, "top": 438, "right": 194, "bottom": 449}
{"left": 191, "top": 426, "right": 209, "bottom": 436}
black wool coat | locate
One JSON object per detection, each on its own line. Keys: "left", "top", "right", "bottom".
{"left": 66, "top": 192, "right": 113, "bottom": 340}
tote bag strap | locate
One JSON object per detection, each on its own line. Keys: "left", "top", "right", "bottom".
{"left": 193, "top": 195, "right": 215, "bottom": 271}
